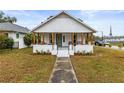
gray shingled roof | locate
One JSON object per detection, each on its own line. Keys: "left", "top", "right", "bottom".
{"left": 0, "top": 22, "right": 30, "bottom": 33}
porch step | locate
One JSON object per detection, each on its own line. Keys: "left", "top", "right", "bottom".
{"left": 57, "top": 50, "right": 69, "bottom": 57}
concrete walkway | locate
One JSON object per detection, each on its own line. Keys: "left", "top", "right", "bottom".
{"left": 48, "top": 57, "right": 78, "bottom": 83}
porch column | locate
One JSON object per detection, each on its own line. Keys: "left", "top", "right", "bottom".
{"left": 38, "top": 33, "right": 40, "bottom": 44}
{"left": 91, "top": 33, "right": 93, "bottom": 44}
{"left": 83, "top": 33, "right": 86, "bottom": 44}
{"left": 88, "top": 33, "right": 91, "bottom": 45}
{"left": 87, "top": 33, "right": 89, "bottom": 44}
{"left": 52, "top": 33, "right": 54, "bottom": 49}
{"left": 68, "top": 33, "right": 72, "bottom": 50}
{"left": 42, "top": 33, "right": 44, "bottom": 44}
{"left": 81, "top": 33, "right": 83, "bottom": 45}
{"left": 72, "top": 33, "right": 74, "bottom": 49}
{"left": 90, "top": 33, "right": 92, "bottom": 45}
{"left": 68, "top": 33, "right": 71, "bottom": 45}
{"left": 86, "top": 33, "right": 88, "bottom": 44}
{"left": 33, "top": 32, "right": 36, "bottom": 44}
{"left": 76, "top": 33, "right": 77, "bottom": 44}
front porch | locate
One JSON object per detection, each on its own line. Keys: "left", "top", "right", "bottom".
{"left": 32, "top": 33, "right": 94, "bottom": 56}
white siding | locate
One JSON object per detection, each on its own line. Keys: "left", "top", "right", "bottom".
{"left": 74, "top": 45, "right": 93, "bottom": 53}
{"left": 8, "top": 32, "right": 18, "bottom": 42}
{"left": 33, "top": 44, "right": 57, "bottom": 55}
{"left": 34, "top": 14, "right": 93, "bottom": 33}
{"left": 8, "top": 32, "right": 27, "bottom": 49}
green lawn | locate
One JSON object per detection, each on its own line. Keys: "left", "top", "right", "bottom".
{"left": 0, "top": 48, "right": 56, "bottom": 83}
{"left": 71, "top": 47, "right": 124, "bottom": 83}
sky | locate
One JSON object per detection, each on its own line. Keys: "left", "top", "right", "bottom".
{"left": 2, "top": 10, "right": 124, "bottom": 36}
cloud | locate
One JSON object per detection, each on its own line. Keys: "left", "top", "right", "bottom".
{"left": 80, "top": 10, "right": 124, "bottom": 19}
{"left": 2, "top": 10, "right": 48, "bottom": 29}
{"left": 3, "top": 10, "right": 47, "bottom": 20}
{"left": 116, "top": 10, "right": 124, "bottom": 13}
{"left": 80, "top": 10, "right": 100, "bottom": 19}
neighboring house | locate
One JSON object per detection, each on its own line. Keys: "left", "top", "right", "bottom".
{"left": 32, "top": 11, "right": 97, "bottom": 57}
{"left": 0, "top": 22, "right": 30, "bottom": 49}
{"left": 104, "top": 36, "right": 124, "bottom": 42}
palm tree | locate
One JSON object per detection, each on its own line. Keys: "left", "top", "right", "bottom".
{"left": 0, "top": 11, "right": 5, "bottom": 22}
{"left": 0, "top": 11, "right": 17, "bottom": 23}
{"left": 0, "top": 11, "right": 4, "bottom": 18}
{"left": 10, "top": 17, "right": 17, "bottom": 23}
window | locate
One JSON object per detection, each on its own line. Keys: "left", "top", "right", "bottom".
{"left": 4, "top": 33, "right": 8, "bottom": 37}
{"left": 16, "top": 33, "right": 19, "bottom": 39}
{"left": 63, "top": 35, "right": 65, "bottom": 42}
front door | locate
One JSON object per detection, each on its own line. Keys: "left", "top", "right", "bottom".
{"left": 56, "top": 33, "right": 62, "bottom": 47}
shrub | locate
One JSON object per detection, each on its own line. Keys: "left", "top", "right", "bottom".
{"left": 47, "top": 50, "right": 50, "bottom": 53}
{"left": 43, "top": 51, "right": 46, "bottom": 54}
{"left": 82, "top": 50, "right": 86, "bottom": 54}
{"left": 0, "top": 34, "right": 14, "bottom": 50}
{"left": 41, "top": 50, "right": 44, "bottom": 54}
{"left": 118, "top": 45, "right": 123, "bottom": 48}
{"left": 77, "top": 50, "right": 80, "bottom": 53}
{"left": 0, "top": 34, "right": 7, "bottom": 49}
{"left": 36, "top": 50, "right": 41, "bottom": 54}
{"left": 82, "top": 50, "right": 93, "bottom": 56}
{"left": 24, "top": 33, "right": 32, "bottom": 47}
{"left": 4, "top": 37, "right": 14, "bottom": 50}
{"left": 109, "top": 44, "right": 112, "bottom": 48}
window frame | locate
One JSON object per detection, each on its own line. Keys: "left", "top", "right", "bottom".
{"left": 4, "top": 33, "right": 8, "bottom": 37}
{"left": 16, "top": 32, "right": 19, "bottom": 39}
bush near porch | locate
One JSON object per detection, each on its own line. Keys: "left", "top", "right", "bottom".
{"left": 0, "top": 48, "right": 56, "bottom": 83}
{"left": 0, "top": 34, "right": 14, "bottom": 50}
{"left": 71, "top": 47, "right": 124, "bottom": 83}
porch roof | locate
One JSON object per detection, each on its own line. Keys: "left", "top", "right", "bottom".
{"left": 33, "top": 31, "right": 92, "bottom": 33}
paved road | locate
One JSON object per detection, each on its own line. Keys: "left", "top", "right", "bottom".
{"left": 48, "top": 57, "right": 78, "bottom": 83}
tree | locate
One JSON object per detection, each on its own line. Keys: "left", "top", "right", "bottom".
{"left": 94, "top": 36, "right": 101, "bottom": 40}
{"left": 4, "top": 16, "right": 17, "bottom": 23}
{"left": 0, "top": 11, "right": 5, "bottom": 22}
{"left": 24, "top": 33, "right": 32, "bottom": 47}
{"left": 0, "top": 11, "right": 17, "bottom": 23}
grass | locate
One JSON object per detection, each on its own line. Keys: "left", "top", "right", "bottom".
{"left": 109, "top": 41, "right": 124, "bottom": 46}
{"left": 0, "top": 48, "right": 56, "bottom": 83}
{"left": 71, "top": 47, "right": 124, "bottom": 83}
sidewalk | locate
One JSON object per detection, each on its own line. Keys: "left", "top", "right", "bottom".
{"left": 48, "top": 57, "right": 78, "bottom": 83}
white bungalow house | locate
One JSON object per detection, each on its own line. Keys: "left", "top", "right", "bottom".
{"left": 0, "top": 22, "right": 30, "bottom": 49}
{"left": 32, "top": 11, "right": 97, "bottom": 57}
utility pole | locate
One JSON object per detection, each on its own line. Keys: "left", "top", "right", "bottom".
{"left": 101, "top": 31, "right": 104, "bottom": 41}
{"left": 109, "top": 25, "right": 112, "bottom": 42}
{"left": 110, "top": 26, "right": 112, "bottom": 37}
